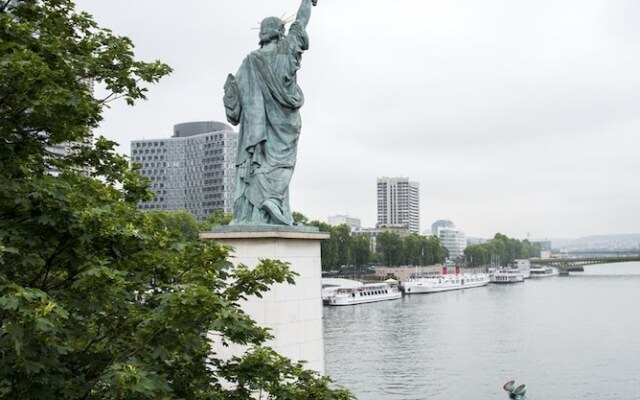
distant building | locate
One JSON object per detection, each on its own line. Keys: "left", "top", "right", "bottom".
{"left": 535, "top": 240, "right": 552, "bottom": 259}
{"left": 376, "top": 177, "right": 420, "bottom": 234}
{"left": 431, "top": 219, "right": 455, "bottom": 236}
{"left": 328, "top": 215, "right": 361, "bottom": 229}
{"left": 436, "top": 226, "right": 467, "bottom": 260}
{"left": 46, "top": 139, "right": 92, "bottom": 176}
{"left": 131, "top": 121, "right": 238, "bottom": 220}
{"left": 374, "top": 224, "right": 412, "bottom": 237}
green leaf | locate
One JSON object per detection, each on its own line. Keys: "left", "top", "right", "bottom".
{"left": 0, "top": 296, "right": 20, "bottom": 311}
{"left": 0, "top": 1, "right": 353, "bottom": 398}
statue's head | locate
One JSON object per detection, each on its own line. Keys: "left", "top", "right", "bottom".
{"left": 259, "top": 16, "right": 285, "bottom": 46}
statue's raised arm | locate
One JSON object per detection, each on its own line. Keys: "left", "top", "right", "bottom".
{"left": 296, "top": 0, "right": 317, "bottom": 28}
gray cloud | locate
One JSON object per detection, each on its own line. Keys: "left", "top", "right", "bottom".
{"left": 76, "top": 0, "right": 640, "bottom": 238}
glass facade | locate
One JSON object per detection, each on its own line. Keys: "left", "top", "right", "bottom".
{"left": 131, "top": 122, "right": 238, "bottom": 220}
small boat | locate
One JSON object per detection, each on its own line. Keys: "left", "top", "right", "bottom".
{"left": 401, "top": 266, "right": 490, "bottom": 294}
{"left": 490, "top": 268, "right": 525, "bottom": 284}
{"left": 327, "top": 282, "right": 401, "bottom": 306}
{"left": 529, "top": 266, "right": 559, "bottom": 278}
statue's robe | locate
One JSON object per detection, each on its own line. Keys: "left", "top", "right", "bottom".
{"left": 224, "top": 21, "right": 309, "bottom": 225}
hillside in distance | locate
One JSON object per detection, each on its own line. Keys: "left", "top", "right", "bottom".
{"left": 547, "top": 233, "right": 640, "bottom": 251}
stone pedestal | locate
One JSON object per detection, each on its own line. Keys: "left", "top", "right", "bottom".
{"left": 200, "top": 228, "right": 328, "bottom": 373}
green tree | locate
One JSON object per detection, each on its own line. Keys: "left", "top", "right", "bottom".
{"left": 0, "top": 1, "right": 353, "bottom": 399}
{"left": 523, "top": 239, "right": 541, "bottom": 258}
{"left": 403, "top": 234, "right": 423, "bottom": 265}
{"left": 199, "top": 210, "right": 233, "bottom": 231}
{"left": 464, "top": 233, "right": 541, "bottom": 267}
{"left": 376, "top": 231, "right": 404, "bottom": 267}
{"left": 151, "top": 210, "right": 201, "bottom": 241}
{"left": 292, "top": 211, "right": 309, "bottom": 225}
{"left": 1, "top": 0, "right": 171, "bottom": 178}
{"left": 426, "top": 235, "right": 448, "bottom": 265}
{"left": 372, "top": 232, "right": 447, "bottom": 268}
{"left": 332, "top": 224, "right": 352, "bottom": 268}
{"left": 306, "top": 220, "right": 338, "bottom": 270}
{"left": 351, "top": 234, "right": 371, "bottom": 268}
{"left": 464, "top": 244, "right": 490, "bottom": 266}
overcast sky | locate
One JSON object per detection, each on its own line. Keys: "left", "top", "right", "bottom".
{"left": 74, "top": 0, "right": 640, "bottom": 239}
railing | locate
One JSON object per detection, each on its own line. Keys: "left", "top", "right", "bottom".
{"left": 530, "top": 256, "right": 640, "bottom": 272}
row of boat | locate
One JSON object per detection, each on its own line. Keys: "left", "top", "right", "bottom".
{"left": 322, "top": 265, "right": 559, "bottom": 306}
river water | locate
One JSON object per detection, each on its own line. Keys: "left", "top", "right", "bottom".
{"left": 323, "top": 262, "right": 640, "bottom": 400}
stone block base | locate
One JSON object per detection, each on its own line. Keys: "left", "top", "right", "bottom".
{"left": 201, "top": 229, "right": 328, "bottom": 373}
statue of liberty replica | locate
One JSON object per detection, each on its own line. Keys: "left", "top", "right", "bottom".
{"left": 223, "top": 0, "right": 318, "bottom": 226}
{"left": 209, "top": 1, "right": 326, "bottom": 373}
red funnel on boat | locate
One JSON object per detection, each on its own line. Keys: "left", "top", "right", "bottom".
{"left": 442, "top": 266, "right": 447, "bottom": 275}
{"left": 455, "top": 266, "right": 460, "bottom": 275}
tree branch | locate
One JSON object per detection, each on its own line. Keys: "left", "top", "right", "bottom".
{"left": 99, "top": 78, "right": 144, "bottom": 105}
{"left": 40, "top": 242, "right": 68, "bottom": 290}
{"left": 25, "top": 238, "right": 69, "bottom": 289}
{"left": 47, "top": 254, "right": 97, "bottom": 291}
{"left": 0, "top": 0, "right": 13, "bottom": 13}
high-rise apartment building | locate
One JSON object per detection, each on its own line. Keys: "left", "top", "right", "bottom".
{"left": 131, "top": 121, "right": 238, "bottom": 220}
{"left": 376, "top": 177, "right": 420, "bottom": 234}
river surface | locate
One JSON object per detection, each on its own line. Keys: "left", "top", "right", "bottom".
{"left": 323, "top": 262, "right": 640, "bottom": 400}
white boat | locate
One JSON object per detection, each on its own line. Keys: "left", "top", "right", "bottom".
{"left": 327, "top": 282, "right": 401, "bottom": 306}
{"left": 402, "top": 267, "right": 490, "bottom": 294}
{"left": 529, "top": 266, "right": 559, "bottom": 278}
{"left": 321, "top": 278, "right": 364, "bottom": 305}
{"left": 490, "top": 268, "right": 525, "bottom": 284}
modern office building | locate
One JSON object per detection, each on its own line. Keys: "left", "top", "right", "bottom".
{"left": 131, "top": 121, "right": 238, "bottom": 220}
{"left": 328, "top": 215, "right": 361, "bottom": 230}
{"left": 436, "top": 226, "right": 467, "bottom": 260}
{"left": 376, "top": 177, "right": 420, "bottom": 234}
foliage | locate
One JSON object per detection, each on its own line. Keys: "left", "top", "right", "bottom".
{"left": 199, "top": 210, "right": 233, "bottom": 231}
{"left": 303, "top": 219, "right": 446, "bottom": 269}
{"left": 375, "top": 231, "right": 404, "bottom": 267}
{"left": 0, "top": 0, "right": 171, "bottom": 178}
{"left": 350, "top": 235, "right": 371, "bottom": 268}
{"left": 304, "top": 220, "right": 371, "bottom": 271}
{"left": 464, "top": 233, "right": 541, "bottom": 266}
{"left": 149, "top": 210, "right": 202, "bottom": 241}
{"left": 292, "top": 211, "right": 309, "bottom": 226}
{"left": 403, "top": 234, "right": 447, "bottom": 266}
{"left": 0, "top": 1, "right": 353, "bottom": 399}
{"left": 375, "top": 232, "right": 447, "bottom": 267}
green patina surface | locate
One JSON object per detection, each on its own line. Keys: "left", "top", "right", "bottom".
{"left": 224, "top": 0, "right": 316, "bottom": 227}
{"left": 210, "top": 224, "right": 320, "bottom": 234}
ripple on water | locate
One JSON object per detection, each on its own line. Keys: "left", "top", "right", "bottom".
{"left": 324, "top": 266, "right": 640, "bottom": 400}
